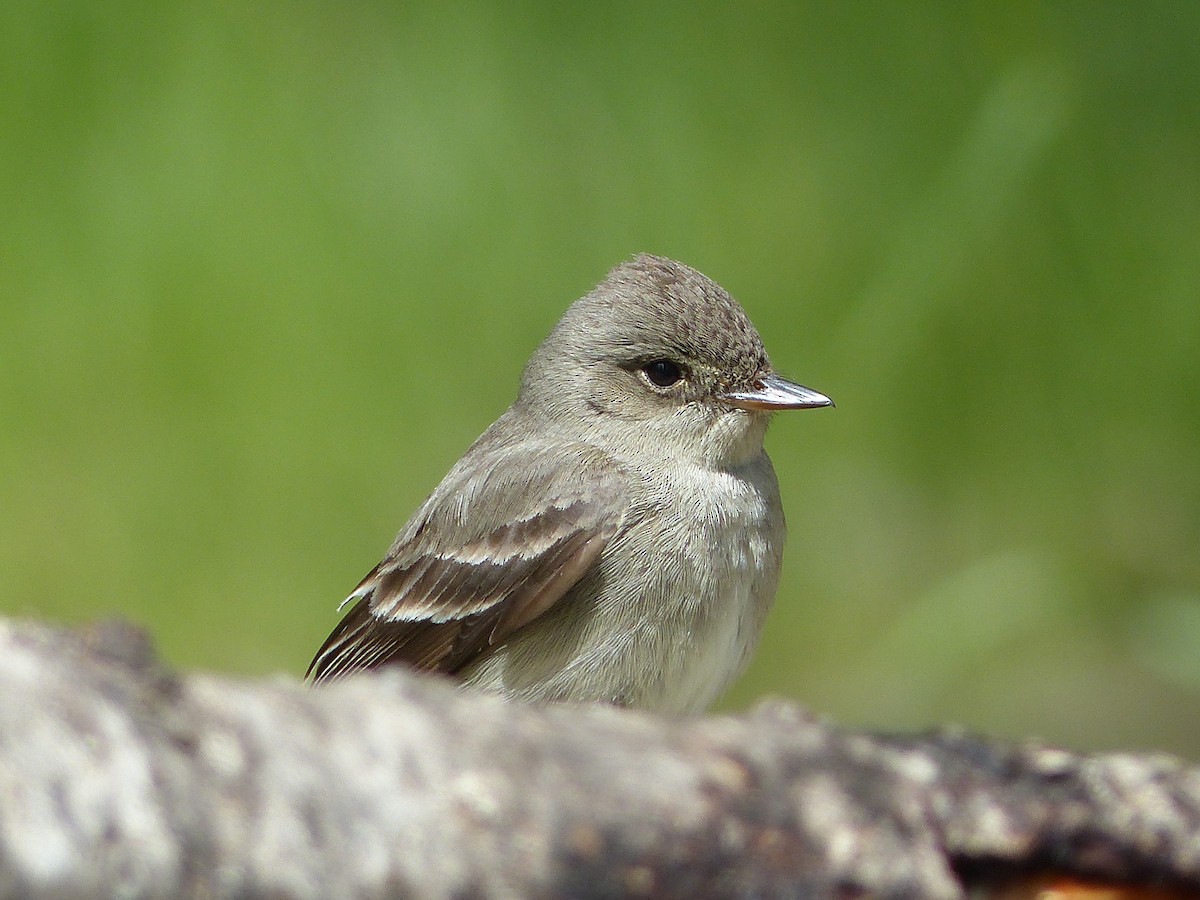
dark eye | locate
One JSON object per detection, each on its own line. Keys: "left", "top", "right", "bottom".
{"left": 642, "top": 359, "right": 684, "bottom": 387}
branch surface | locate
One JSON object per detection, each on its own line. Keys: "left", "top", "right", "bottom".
{"left": 1, "top": 618, "right": 1197, "bottom": 899}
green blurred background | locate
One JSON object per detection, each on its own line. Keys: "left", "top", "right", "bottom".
{"left": 2, "top": 3, "right": 1198, "bottom": 755}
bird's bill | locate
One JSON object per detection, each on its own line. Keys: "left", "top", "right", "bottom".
{"left": 720, "top": 374, "right": 834, "bottom": 411}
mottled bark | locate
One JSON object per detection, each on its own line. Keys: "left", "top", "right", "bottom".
{"left": 0, "top": 618, "right": 1197, "bottom": 899}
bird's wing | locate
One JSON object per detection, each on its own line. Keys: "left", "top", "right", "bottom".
{"left": 306, "top": 441, "right": 630, "bottom": 684}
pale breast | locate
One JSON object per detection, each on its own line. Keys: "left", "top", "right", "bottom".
{"left": 648, "top": 457, "right": 785, "bottom": 712}
{"left": 461, "top": 453, "right": 786, "bottom": 714}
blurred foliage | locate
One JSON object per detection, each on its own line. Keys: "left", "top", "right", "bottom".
{"left": 1, "top": 3, "right": 1198, "bottom": 755}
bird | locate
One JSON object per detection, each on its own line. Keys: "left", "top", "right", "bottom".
{"left": 307, "top": 253, "right": 832, "bottom": 713}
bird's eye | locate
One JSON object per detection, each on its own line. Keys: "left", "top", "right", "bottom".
{"left": 642, "top": 359, "right": 685, "bottom": 387}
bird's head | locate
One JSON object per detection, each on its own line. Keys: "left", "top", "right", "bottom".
{"left": 517, "top": 254, "right": 832, "bottom": 470}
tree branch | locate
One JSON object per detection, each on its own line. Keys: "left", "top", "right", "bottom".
{"left": 1, "top": 617, "right": 1197, "bottom": 898}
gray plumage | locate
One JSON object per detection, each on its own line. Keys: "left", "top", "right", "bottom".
{"left": 308, "top": 254, "right": 832, "bottom": 713}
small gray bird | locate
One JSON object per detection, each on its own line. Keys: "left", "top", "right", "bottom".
{"left": 307, "top": 254, "right": 832, "bottom": 713}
